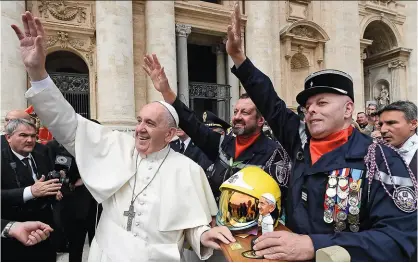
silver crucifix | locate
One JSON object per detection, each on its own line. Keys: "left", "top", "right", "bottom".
{"left": 123, "top": 203, "right": 136, "bottom": 231}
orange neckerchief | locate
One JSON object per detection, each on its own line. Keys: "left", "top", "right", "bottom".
{"left": 235, "top": 132, "right": 261, "bottom": 159}
{"left": 310, "top": 126, "right": 354, "bottom": 165}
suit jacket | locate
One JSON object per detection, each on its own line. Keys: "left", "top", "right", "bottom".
{"left": 1, "top": 143, "right": 56, "bottom": 261}
{"left": 46, "top": 139, "right": 93, "bottom": 220}
{"left": 1, "top": 219, "right": 9, "bottom": 231}
{"left": 170, "top": 139, "right": 212, "bottom": 170}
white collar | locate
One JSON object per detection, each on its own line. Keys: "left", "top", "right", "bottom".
{"left": 11, "top": 149, "right": 32, "bottom": 161}
{"left": 398, "top": 134, "right": 418, "bottom": 165}
{"left": 182, "top": 137, "right": 191, "bottom": 149}
{"left": 139, "top": 144, "right": 170, "bottom": 161}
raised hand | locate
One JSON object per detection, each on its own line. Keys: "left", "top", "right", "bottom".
{"left": 226, "top": 1, "right": 246, "bottom": 66}
{"left": 11, "top": 11, "right": 48, "bottom": 81}
{"left": 142, "top": 54, "right": 176, "bottom": 104}
{"left": 9, "top": 221, "right": 53, "bottom": 246}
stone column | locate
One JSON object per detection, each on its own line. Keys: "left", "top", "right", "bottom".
{"left": 321, "top": 0, "right": 363, "bottom": 111}
{"left": 245, "top": 1, "right": 273, "bottom": 79}
{"left": 227, "top": 55, "right": 240, "bottom": 120}
{"left": 360, "top": 39, "right": 373, "bottom": 107}
{"left": 403, "top": 1, "right": 417, "bottom": 102}
{"left": 388, "top": 60, "right": 407, "bottom": 101}
{"left": 215, "top": 44, "right": 227, "bottom": 121}
{"left": 96, "top": 1, "right": 136, "bottom": 126}
{"left": 1, "top": 1, "right": 27, "bottom": 126}
{"left": 175, "top": 24, "right": 191, "bottom": 106}
{"left": 145, "top": 1, "right": 177, "bottom": 102}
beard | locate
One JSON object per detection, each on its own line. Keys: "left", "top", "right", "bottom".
{"left": 232, "top": 123, "right": 257, "bottom": 136}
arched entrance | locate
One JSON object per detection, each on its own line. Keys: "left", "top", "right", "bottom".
{"left": 46, "top": 51, "right": 90, "bottom": 118}
{"left": 361, "top": 19, "right": 410, "bottom": 108}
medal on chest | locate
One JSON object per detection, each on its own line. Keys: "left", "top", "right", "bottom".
{"left": 323, "top": 168, "right": 363, "bottom": 233}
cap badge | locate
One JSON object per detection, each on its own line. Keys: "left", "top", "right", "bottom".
{"left": 203, "top": 112, "right": 207, "bottom": 122}
{"left": 310, "top": 81, "right": 313, "bottom": 88}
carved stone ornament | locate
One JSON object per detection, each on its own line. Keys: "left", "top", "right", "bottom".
{"left": 290, "top": 26, "right": 316, "bottom": 39}
{"left": 175, "top": 24, "right": 192, "bottom": 38}
{"left": 47, "top": 31, "right": 95, "bottom": 66}
{"left": 38, "top": 0, "right": 86, "bottom": 23}
{"left": 388, "top": 60, "right": 406, "bottom": 69}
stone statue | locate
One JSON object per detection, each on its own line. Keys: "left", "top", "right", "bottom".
{"left": 376, "top": 85, "right": 390, "bottom": 109}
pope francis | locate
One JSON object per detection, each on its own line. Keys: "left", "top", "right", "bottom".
{"left": 11, "top": 11, "right": 236, "bottom": 261}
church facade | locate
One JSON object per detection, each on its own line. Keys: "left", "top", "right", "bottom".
{"left": 1, "top": 0, "right": 417, "bottom": 130}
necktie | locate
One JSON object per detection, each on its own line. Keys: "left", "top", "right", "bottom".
{"left": 180, "top": 142, "right": 185, "bottom": 153}
{"left": 21, "top": 157, "right": 35, "bottom": 179}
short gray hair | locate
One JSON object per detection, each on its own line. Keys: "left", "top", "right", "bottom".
{"left": 164, "top": 110, "right": 177, "bottom": 128}
{"left": 378, "top": 100, "right": 417, "bottom": 122}
{"left": 5, "top": 118, "right": 36, "bottom": 135}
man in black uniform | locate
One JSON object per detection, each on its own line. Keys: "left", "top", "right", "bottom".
{"left": 143, "top": 56, "right": 290, "bottom": 202}
{"left": 170, "top": 128, "right": 212, "bottom": 171}
{"left": 214, "top": 3, "right": 416, "bottom": 261}
{"left": 1, "top": 118, "right": 60, "bottom": 261}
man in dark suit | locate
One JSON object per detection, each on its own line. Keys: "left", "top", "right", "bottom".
{"left": 1, "top": 109, "right": 47, "bottom": 154}
{"left": 170, "top": 128, "right": 212, "bottom": 170}
{"left": 46, "top": 138, "right": 97, "bottom": 262}
{"left": 1, "top": 118, "right": 61, "bottom": 262}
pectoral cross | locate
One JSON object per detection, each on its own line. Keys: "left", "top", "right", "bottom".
{"left": 123, "top": 203, "right": 136, "bottom": 231}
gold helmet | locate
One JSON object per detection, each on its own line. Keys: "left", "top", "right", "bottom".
{"left": 216, "top": 166, "right": 281, "bottom": 231}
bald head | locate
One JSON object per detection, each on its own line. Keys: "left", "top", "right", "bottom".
{"left": 5, "top": 110, "right": 32, "bottom": 129}
{"left": 304, "top": 93, "right": 354, "bottom": 139}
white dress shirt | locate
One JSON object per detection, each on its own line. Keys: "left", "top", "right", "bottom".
{"left": 181, "top": 137, "right": 191, "bottom": 152}
{"left": 10, "top": 149, "right": 36, "bottom": 202}
{"left": 398, "top": 134, "right": 418, "bottom": 165}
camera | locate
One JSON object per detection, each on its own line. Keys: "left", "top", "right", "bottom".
{"left": 45, "top": 155, "right": 73, "bottom": 186}
{"left": 46, "top": 170, "right": 70, "bottom": 185}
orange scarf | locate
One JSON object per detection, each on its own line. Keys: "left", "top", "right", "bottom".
{"left": 235, "top": 132, "right": 261, "bottom": 159}
{"left": 310, "top": 126, "right": 353, "bottom": 165}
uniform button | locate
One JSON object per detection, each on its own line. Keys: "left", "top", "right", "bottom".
{"left": 138, "top": 212, "right": 142, "bottom": 216}
{"left": 135, "top": 222, "right": 139, "bottom": 226}
{"left": 140, "top": 201, "right": 144, "bottom": 205}
{"left": 143, "top": 193, "right": 147, "bottom": 197}
{"left": 148, "top": 166, "right": 152, "bottom": 170}
{"left": 146, "top": 177, "right": 150, "bottom": 180}
{"left": 134, "top": 233, "right": 138, "bottom": 237}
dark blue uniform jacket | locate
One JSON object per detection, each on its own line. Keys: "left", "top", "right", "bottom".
{"left": 231, "top": 58, "right": 417, "bottom": 261}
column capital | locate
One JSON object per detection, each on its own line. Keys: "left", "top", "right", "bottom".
{"left": 175, "top": 24, "right": 192, "bottom": 38}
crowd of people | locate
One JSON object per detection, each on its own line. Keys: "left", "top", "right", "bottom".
{"left": 1, "top": 2, "right": 417, "bottom": 262}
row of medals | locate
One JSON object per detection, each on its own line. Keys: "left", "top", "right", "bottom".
{"left": 323, "top": 169, "right": 362, "bottom": 232}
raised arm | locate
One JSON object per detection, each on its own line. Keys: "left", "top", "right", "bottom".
{"left": 142, "top": 54, "right": 223, "bottom": 161}
{"left": 226, "top": 2, "right": 302, "bottom": 155}
{"left": 11, "top": 12, "right": 78, "bottom": 155}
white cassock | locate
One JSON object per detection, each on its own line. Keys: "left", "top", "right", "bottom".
{"left": 25, "top": 77, "right": 218, "bottom": 261}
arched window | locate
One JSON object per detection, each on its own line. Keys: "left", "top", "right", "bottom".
{"left": 46, "top": 51, "right": 90, "bottom": 118}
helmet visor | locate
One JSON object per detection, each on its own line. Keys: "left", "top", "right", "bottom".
{"left": 216, "top": 189, "right": 259, "bottom": 231}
